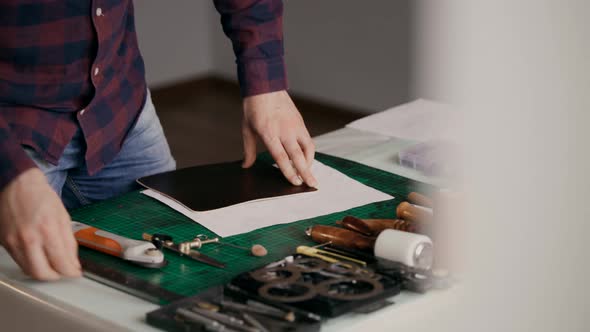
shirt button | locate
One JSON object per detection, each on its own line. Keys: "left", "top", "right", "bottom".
{"left": 96, "top": 8, "right": 103, "bottom": 16}
{"left": 80, "top": 109, "right": 86, "bottom": 116}
{"left": 94, "top": 67, "right": 100, "bottom": 76}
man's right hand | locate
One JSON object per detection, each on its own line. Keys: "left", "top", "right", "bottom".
{"left": 0, "top": 168, "right": 81, "bottom": 280}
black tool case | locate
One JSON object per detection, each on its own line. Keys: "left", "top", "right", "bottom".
{"left": 229, "top": 255, "right": 401, "bottom": 318}
{"left": 145, "top": 254, "right": 435, "bottom": 331}
{"left": 146, "top": 285, "right": 322, "bottom": 332}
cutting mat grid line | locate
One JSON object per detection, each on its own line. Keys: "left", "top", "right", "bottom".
{"left": 71, "top": 153, "right": 428, "bottom": 299}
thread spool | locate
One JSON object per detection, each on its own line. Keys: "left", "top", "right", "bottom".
{"left": 374, "top": 229, "right": 433, "bottom": 269}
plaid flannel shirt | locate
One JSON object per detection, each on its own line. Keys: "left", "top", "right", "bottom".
{"left": 0, "top": 0, "right": 287, "bottom": 191}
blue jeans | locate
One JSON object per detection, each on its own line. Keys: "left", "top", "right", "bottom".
{"left": 25, "top": 91, "right": 176, "bottom": 210}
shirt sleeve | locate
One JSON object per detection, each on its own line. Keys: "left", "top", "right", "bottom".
{"left": 0, "top": 116, "right": 37, "bottom": 191}
{"left": 213, "top": 0, "right": 288, "bottom": 97}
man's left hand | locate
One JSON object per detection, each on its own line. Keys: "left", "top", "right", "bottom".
{"left": 242, "top": 90, "right": 318, "bottom": 188}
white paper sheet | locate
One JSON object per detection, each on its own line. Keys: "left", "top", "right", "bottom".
{"left": 346, "top": 99, "right": 459, "bottom": 142}
{"left": 142, "top": 161, "right": 392, "bottom": 237}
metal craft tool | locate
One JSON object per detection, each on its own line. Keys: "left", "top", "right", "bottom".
{"left": 322, "top": 245, "right": 377, "bottom": 264}
{"left": 189, "top": 234, "right": 268, "bottom": 257}
{"left": 296, "top": 245, "right": 367, "bottom": 267}
{"left": 225, "top": 283, "right": 321, "bottom": 322}
{"left": 178, "top": 235, "right": 222, "bottom": 255}
{"left": 246, "top": 300, "right": 292, "bottom": 317}
{"left": 241, "top": 313, "right": 269, "bottom": 332}
{"left": 143, "top": 233, "right": 226, "bottom": 268}
{"left": 72, "top": 221, "right": 167, "bottom": 268}
{"left": 176, "top": 308, "right": 240, "bottom": 332}
{"left": 220, "top": 299, "right": 295, "bottom": 322}
{"left": 190, "top": 305, "right": 258, "bottom": 332}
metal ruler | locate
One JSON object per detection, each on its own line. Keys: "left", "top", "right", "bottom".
{"left": 80, "top": 257, "right": 183, "bottom": 305}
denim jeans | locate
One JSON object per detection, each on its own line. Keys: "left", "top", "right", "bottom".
{"left": 24, "top": 90, "right": 176, "bottom": 209}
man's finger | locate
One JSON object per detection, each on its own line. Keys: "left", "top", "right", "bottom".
{"left": 4, "top": 244, "right": 30, "bottom": 276}
{"left": 283, "top": 139, "right": 318, "bottom": 188}
{"left": 59, "top": 219, "right": 81, "bottom": 271}
{"left": 298, "top": 135, "right": 316, "bottom": 168}
{"left": 42, "top": 218, "right": 81, "bottom": 277}
{"left": 24, "top": 244, "right": 60, "bottom": 281}
{"left": 263, "top": 137, "right": 301, "bottom": 185}
{"left": 43, "top": 232, "right": 81, "bottom": 278}
{"left": 242, "top": 125, "right": 258, "bottom": 168}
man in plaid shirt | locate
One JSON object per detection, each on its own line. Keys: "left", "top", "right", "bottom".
{"left": 0, "top": 1, "right": 317, "bottom": 280}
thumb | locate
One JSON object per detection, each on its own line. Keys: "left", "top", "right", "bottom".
{"left": 242, "top": 125, "right": 257, "bottom": 168}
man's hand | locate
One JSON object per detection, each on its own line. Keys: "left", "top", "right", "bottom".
{"left": 0, "top": 168, "right": 81, "bottom": 280}
{"left": 242, "top": 90, "right": 318, "bottom": 188}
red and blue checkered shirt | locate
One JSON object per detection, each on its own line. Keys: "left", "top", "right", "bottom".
{"left": 0, "top": 0, "right": 287, "bottom": 190}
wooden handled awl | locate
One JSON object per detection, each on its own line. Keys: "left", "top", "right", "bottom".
{"left": 72, "top": 221, "right": 167, "bottom": 268}
{"left": 407, "top": 192, "right": 433, "bottom": 208}
{"left": 396, "top": 201, "right": 433, "bottom": 224}
{"left": 340, "top": 215, "right": 418, "bottom": 236}
{"left": 305, "top": 225, "right": 375, "bottom": 251}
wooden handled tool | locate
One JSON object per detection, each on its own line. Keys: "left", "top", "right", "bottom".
{"left": 396, "top": 201, "right": 433, "bottom": 223}
{"left": 305, "top": 225, "right": 375, "bottom": 251}
{"left": 340, "top": 215, "right": 418, "bottom": 236}
{"left": 306, "top": 225, "right": 434, "bottom": 269}
{"left": 407, "top": 192, "right": 433, "bottom": 208}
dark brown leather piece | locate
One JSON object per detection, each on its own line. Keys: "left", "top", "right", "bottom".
{"left": 137, "top": 160, "right": 316, "bottom": 211}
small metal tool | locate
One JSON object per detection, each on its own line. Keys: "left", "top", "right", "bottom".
{"left": 220, "top": 300, "right": 295, "bottom": 322}
{"left": 225, "top": 283, "right": 321, "bottom": 322}
{"left": 241, "top": 313, "right": 269, "bottom": 332}
{"left": 190, "top": 306, "right": 258, "bottom": 332}
{"left": 296, "top": 245, "right": 367, "bottom": 267}
{"left": 143, "top": 233, "right": 226, "bottom": 268}
{"left": 176, "top": 308, "right": 239, "bottom": 332}
{"left": 192, "top": 234, "right": 268, "bottom": 257}
{"left": 179, "top": 234, "right": 220, "bottom": 255}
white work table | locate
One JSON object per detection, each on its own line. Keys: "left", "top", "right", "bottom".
{"left": 0, "top": 127, "right": 454, "bottom": 331}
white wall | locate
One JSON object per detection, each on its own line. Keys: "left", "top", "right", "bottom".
{"left": 136, "top": 1, "right": 413, "bottom": 113}
{"left": 134, "top": 0, "right": 214, "bottom": 88}
{"left": 410, "top": 0, "right": 458, "bottom": 102}
{"left": 211, "top": 1, "right": 413, "bottom": 113}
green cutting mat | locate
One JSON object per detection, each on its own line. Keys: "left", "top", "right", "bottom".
{"left": 70, "top": 153, "right": 427, "bottom": 302}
